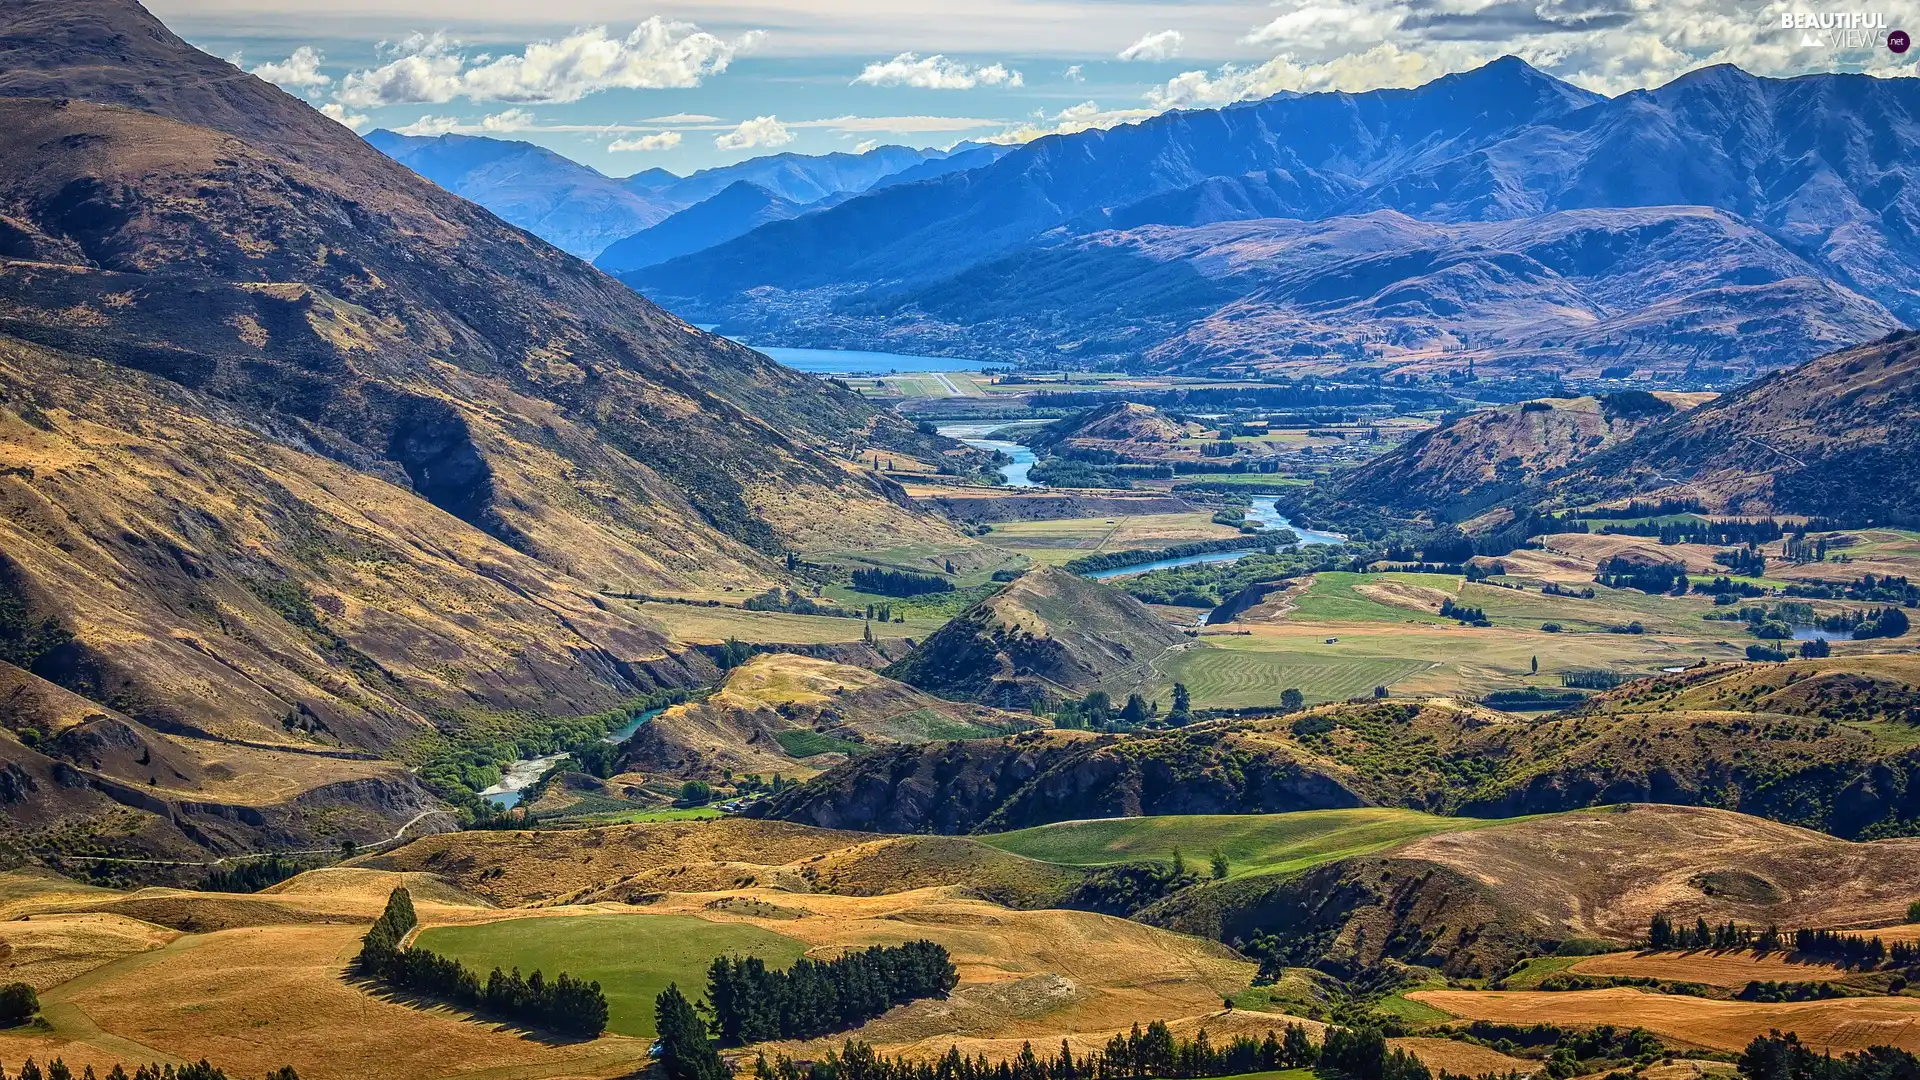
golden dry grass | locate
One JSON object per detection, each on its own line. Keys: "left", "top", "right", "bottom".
{"left": 1407, "top": 988, "right": 1920, "bottom": 1054}
{"left": 1390, "top": 1037, "right": 1539, "bottom": 1076}
{"left": 1569, "top": 950, "right": 1856, "bottom": 988}
{"left": 0, "top": 913, "right": 179, "bottom": 990}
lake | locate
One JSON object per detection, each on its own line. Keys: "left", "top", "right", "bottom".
{"left": 937, "top": 422, "right": 1038, "bottom": 487}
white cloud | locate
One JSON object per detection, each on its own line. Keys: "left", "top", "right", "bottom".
{"left": 715, "top": 115, "right": 795, "bottom": 150}
{"left": 610, "top": 130, "right": 683, "bottom": 151}
{"left": 1063, "top": 65, "right": 1085, "bottom": 82}
{"left": 1147, "top": 42, "right": 1456, "bottom": 109}
{"left": 853, "top": 138, "right": 879, "bottom": 153}
{"left": 249, "top": 46, "right": 332, "bottom": 91}
{"left": 336, "top": 18, "right": 750, "bottom": 107}
{"left": 1118, "top": 30, "right": 1184, "bottom": 63}
{"left": 480, "top": 108, "right": 537, "bottom": 132}
{"left": 319, "top": 102, "right": 371, "bottom": 132}
{"left": 985, "top": 100, "right": 1157, "bottom": 144}
{"left": 394, "top": 114, "right": 465, "bottom": 136}
{"left": 852, "top": 53, "right": 1024, "bottom": 90}
{"left": 641, "top": 113, "right": 724, "bottom": 124}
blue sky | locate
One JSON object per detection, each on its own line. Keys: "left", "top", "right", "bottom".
{"left": 149, "top": 0, "right": 1918, "bottom": 177}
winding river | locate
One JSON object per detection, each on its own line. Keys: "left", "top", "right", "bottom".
{"left": 936, "top": 422, "right": 1039, "bottom": 487}
{"left": 1083, "top": 498, "right": 1345, "bottom": 579}
{"left": 480, "top": 707, "right": 666, "bottom": 809}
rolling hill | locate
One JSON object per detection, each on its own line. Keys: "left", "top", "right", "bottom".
{"left": 761, "top": 662, "right": 1920, "bottom": 839}
{"left": 618, "top": 653, "right": 1038, "bottom": 780}
{"left": 630, "top": 59, "right": 1920, "bottom": 378}
{"left": 882, "top": 567, "right": 1189, "bottom": 707}
{"left": 0, "top": 0, "right": 975, "bottom": 859}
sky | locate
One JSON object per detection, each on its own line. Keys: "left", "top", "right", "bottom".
{"left": 151, "top": 0, "right": 1920, "bottom": 177}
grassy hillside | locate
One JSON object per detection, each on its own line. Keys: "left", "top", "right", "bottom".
{"left": 884, "top": 567, "right": 1187, "bottom": 706}
{"left": 977, "top": 809, "right": 1505, "bottom": 880}
{"left": 621, "top": 653, "right": 1038, "bottom": 780}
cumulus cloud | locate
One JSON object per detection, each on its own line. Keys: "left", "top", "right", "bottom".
{"left": 336, "top": 18, "right": 750, "bottom": 107}
{"left": 479, "top": 108, "right": 537, "bottom": 132}
{"left": 393, "top": 115, "right": 465, "bottom": 136}
{"left": 985, "top": 100, "right": 1158, "bottom": 144}
{"left": 715, "top": 115, "right": 794, "bottom": 150}
{"left": 318, "top": 102, "right": 370, "bottom": 131}
{"left": 1063, "top": 65, "right": 1085, "bottom": 82}
{"left": 1148, "top": 42, "right": 1464, "bottom": 109}
{"left": 1118, "top": 30, "right": 1184, "bottom": 62}
{"left": 248, "top": 46, "right": 333, "bottom": 91}
{"left": 610, "top": 130, "right": 683, "bottom": 151}
{"left": 852, "top": 53, "right": 1023, "bottom": 89}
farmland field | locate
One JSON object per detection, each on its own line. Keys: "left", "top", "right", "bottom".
{"left": 414, "top": 914, "right": 808, "bottom": 1038}
{"left": 1158, "top": 644, "right": 1434, "bottom": 706}
{"left": 976, "top": 808, "right": 1508, "bottom": 880}
{"left": 632, "top": 601, "right": 947, "bottom": 645}
{"left": 985, "top": 513, "right": 1245, "bottom": 565}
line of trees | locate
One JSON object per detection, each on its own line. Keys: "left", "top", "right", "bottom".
{"left": 1740, "top": 1031, "right": 1920, "bottom": 1080}
{"left": 355, "top": 888, "right": 609, "bottom": 1038}
{"left": 1647, "top": 916, "right": 1918, "bottom": 969}
{"left": 851, "top": 569, "right": 954, "bottom": 597}
{"left": 705, "top": 940, "right": 958, "bottom": 1045}
{"left": 745, "top": 1021, "right": 1327, "bottom": 1080}
{"left": 1595, "top": 558, "right": 1689, "bottom": 595}
{"left": 0, "top": 1062, "right": 297, "bottom": 1080}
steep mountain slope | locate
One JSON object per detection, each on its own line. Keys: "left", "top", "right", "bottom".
{"left": 883, "top": 568, "right": 1189, "bottom": 707}
{"left": 595, "top": 181, "right": 805, "bottom": 274}
{"left": 633, "top": 60, "right": 1919, "bottom": 377}
{"left": 364, "top": 131, "right": 673, "bottom": 259}
{"left": 0, "top": 0, "right": 974, "bottom": 857}
{"left": 1547, "top": 331, "right": 1920, "bottom": 517}
{"left": 619, "top": 653, "right": 1038, "bottom": 780}
{"left": 636, "top": 58, "right": 1602, "bottom": 301}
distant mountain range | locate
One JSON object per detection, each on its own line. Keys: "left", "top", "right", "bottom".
{"left": 367, "top": 131, "right": 1011, "bottom": 262}
{"left": 620, "top": 58, "right": 1917, "bottom": 382}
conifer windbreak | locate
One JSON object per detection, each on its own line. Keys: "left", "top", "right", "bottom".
{"left": 705, "top": 940, "right": 958, "bottom": 1045}
{"left": 354, "top": 887, "right": 608, "bottom": 1038}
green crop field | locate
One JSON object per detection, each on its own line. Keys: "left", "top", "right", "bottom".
{"left": 975, "top": 808, "right": 1507, "bottom": 881}
{"left": 773, "top": 729, "right": 864, "bottom": 757}
{"left": 413, "top": 914, "right": 807, "bottom": 1039}
{"left": 1158, "top": 644, "right": 1432, "bottom": 707}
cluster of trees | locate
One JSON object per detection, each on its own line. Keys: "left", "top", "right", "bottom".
{"left": 704, "top": 941, "right": 957, "bottom": 1045}
{"left": 1851, "top": 606, "right": 1911, "bottom": 640}
{"left": 1320, "top": 1026, "right": 1432, "bottom": 1080}
{"left": 1785, "top": 574, "right": 1920, "bottom": 605}
{"left": 196, "top": 856, "right": 311, "bottom": 894}
{"left": 1561, "top": 670, "right": 1626, "bottom": 689}
{"left": 850, "top": 570, "right": 953, "bottom": 597}
{"left": 1438, "top": 598, "right": 1489, "bottom": 626}
{"left": 1735, "top": 981, "right": 1854, "bottom": 1002}
{"left": 745, "top": 588, "right": 841, "bottom": 616}
{"left": 1052, "top": 691, "right": 1158, "bottom": 731}
{"left": 1714, "top": 546, "right": 1768, "bottom": 577}
{"left": 0, "top": 1062, "right": 296, "bottom": 1080}
{"left": 0, "top": 982, "right": 36, "bottom": 1025}
{"left": 747, "top": 1022, "right": 1325, "bottom": 1080}
{"left": 1595, "top": 558, "right": 1689, "bottom": 595}
{"left": 1596, "top": 518, "right": 1786, "bottom": 546}
{"left": 1739, "top": 1030, "right": 1920, "bottom": 1080}
{"left": 1647, "top": 918, "right": 1919, "bottom": 969}
{"left": 355, "top": 888, "right": 608, "bottom": 1038}
{"left": 1697, "top": 576, "right": 1767, "bottom": 598}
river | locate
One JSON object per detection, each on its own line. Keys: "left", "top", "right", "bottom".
{"left": 480, "top": 707, "right": 665, "bottom": 809}
{"left": 1085, "top": 499, "right": 1345, "bottom": 579}
{"left": 936, "top": 422, "right": 1039, "bottom": 487}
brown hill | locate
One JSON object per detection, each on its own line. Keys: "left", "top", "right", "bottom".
{"left": 1547, "top": 331, "right": 1920, "bottom": 518}
{"left": 0, "top": 0, "right": 979, "bottom": 857}
{"left": 883, "top": 567, "right": 1188, "bottom": 707}
{"left": 620, "top": 653, "right": 1039, "bottom": 780}
{"left": 1037, "top": 402, "right": 1191, "bottom": 449}
{"left": 1302, "top": 392, "right": 1700, "bottom": 524}
{"left": 1146, "top": 804, "right": 1920, "bottom": 978}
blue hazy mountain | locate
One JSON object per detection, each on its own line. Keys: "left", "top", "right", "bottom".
{"left": 365, "top": 130, "right": 674, "bottom": 259}
{"left": 597, "top": 181, "right": 807, "bottom": 273}
{"left": 645, "top": 145, "right": 957, "bottom": 207}
{"left": 626, "top": 58, "right": 1919, "bottom": 378}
